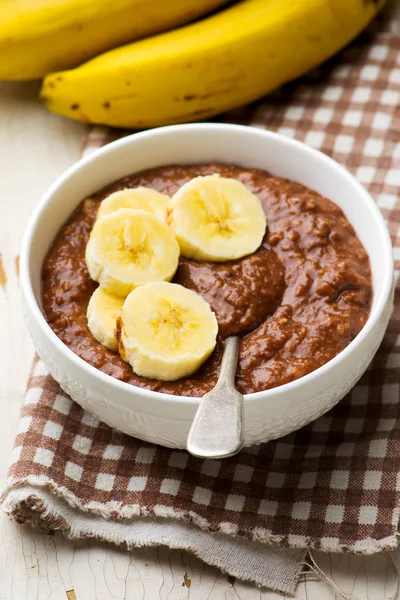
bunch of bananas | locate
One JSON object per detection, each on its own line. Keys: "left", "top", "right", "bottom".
{"left": 0, "top": 0, "right": 386, "bottom": 128}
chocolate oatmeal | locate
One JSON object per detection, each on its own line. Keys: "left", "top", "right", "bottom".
{"left": 42, "top": 163, "right": 372, "bottom": 396}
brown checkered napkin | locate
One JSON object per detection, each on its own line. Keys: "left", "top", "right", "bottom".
{"left": 2, "top": 17, "right": 400, "bottom": 596}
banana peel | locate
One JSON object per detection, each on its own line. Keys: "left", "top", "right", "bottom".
{"left": 40, "top": 0, "right": 387, "bottom": 128}
{"left": 0, "top": 0, "right": 230, "bottom": 80}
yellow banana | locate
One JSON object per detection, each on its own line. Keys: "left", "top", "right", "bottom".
{"left": 117, "top": 282, "right": 218, "bottom": 381}
{"left": 85, "top": 208, "right": 180, "bottom": 297}
{"left": 41, "top": 0, "right": 386, "bottom": 128}
{"left": 97, "top": 187, "right": 170, "bottom": 223}
{"left": 87, "top": 287, "right": 124, "bottom": 352}
{"left": 0, "top": 0, "right": 230, "bottom": 80}
{"left": 168, "top": 175, "right": 267, "bottom": 262}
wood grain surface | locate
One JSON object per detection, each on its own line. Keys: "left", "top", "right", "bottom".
{"left": 1, "top": 7, "right": 400, "bottom": 592}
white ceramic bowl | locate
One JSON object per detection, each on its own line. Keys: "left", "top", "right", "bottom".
{"left": 20, "top": 124, "right": 393, "bottom": 448}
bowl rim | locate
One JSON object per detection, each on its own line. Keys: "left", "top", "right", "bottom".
{"left": 20, "top": 122, "right": 394, "bottom": 407}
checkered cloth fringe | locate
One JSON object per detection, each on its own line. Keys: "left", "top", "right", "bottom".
{"left": 3, "top": 20, "right": 400, "bottom": 560}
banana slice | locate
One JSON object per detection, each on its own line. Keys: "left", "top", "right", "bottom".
{"left": 168, "top": 174, "right": 267, "bottom": 262}
{"left": 117, "top": 281, "right": 218, "bottom": 381}
{"left": 87, "top": 287, "right": 124, "bottom": 351}
{"left": 97, "top": 187, "right": 170, "bottom": 222}
{"left": 86, "top": 208, "right": 180, "bottom": 297}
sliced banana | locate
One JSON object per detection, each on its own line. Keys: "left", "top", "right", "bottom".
{"left": 86, "top": 208, "right": 180, "bottom": 297}
{"left": 168, "top": 174, "right": 267, "bottom": 262}
{"left": 97, "top": 187, "right": 170, "bottom": 222}
{"left": 117, "top": 281, "right": 218, "bottom": 381}
{"left": 87, "top": 287, "right": 124, "bottom": 352}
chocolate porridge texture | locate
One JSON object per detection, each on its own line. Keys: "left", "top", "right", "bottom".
{"left": 42, "top": 163, "right": 372, "bottom": 396}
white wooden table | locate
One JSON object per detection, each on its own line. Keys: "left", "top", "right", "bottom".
{"left": 1, "top": 75, "right": 400, "bottom": 599}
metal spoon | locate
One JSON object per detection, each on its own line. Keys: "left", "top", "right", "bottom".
{"left": 186, "top": 336, "right": 244, "bottom": 459}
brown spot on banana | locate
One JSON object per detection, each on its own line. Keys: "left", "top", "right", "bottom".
{"left": 174, "top": 88, "right": 235, "bottom": 102}
{"left": 183, "top": 92, "right": 215, "bottom": 101}
{"left": 172, "top": 108, "right": 215, "bottom": 120}
{"left": 188, "top": 109, "right": 213, "bottom": 117}
{"left": 68, "top": 104, "right": 91, "bottom": 123}
{"left": 103, "top": 102, "right": 111, "bottom": 109}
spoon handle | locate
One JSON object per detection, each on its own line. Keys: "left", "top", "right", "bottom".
{"left": 186, "top": 336, "right": 244, "bottom": 459}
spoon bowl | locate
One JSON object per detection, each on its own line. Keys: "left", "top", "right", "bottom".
{"left": 187, "top": 336, "right": 244, "bottom": 459}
